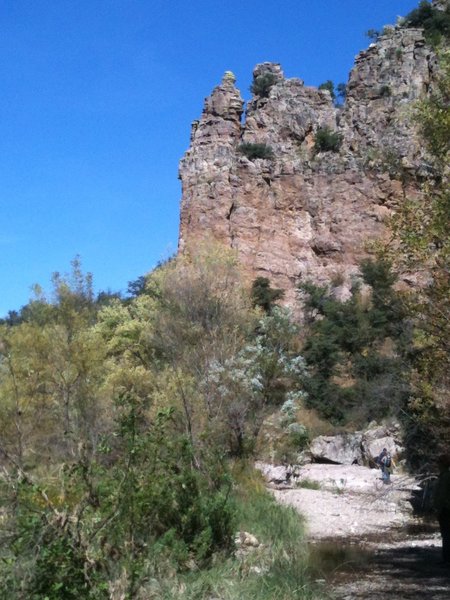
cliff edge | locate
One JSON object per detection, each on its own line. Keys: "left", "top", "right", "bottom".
{"left": 178, "top": 25, "right": 438, "bottom": 304}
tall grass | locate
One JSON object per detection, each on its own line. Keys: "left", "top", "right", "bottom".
{"left": 139, "top": 463, "right": 326, "bottom": 599}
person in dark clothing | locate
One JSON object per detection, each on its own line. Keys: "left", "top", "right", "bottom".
{"left": 434, "top": 454, "right": 450, "bottom": 565}
{"left": 376, "top": 448, "right": 392, "bottom": 483}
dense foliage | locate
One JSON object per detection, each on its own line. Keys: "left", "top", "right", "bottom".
{"left": 251, "top": 277, "right": 284, "bottom": 313}
{"left": 250, "top": 72, "right": 277, "bottom": 98}
{"left": 0, "top": 248, "right": 318, "bottom": 597}
{"left": 238, "top": 142, "right": 274, "bottom": 160}
{"left": 318, "top": 80, "right": 335, "bottom": 101}
{"left": 300, "top": 260, "right": 409, "bottom": 425}
{"left": 403, "top": 0, "right": 450, "bottom": 46}
{"left": 313, "top": 127, "right": 342, "bottom": 153}
{"left": 383, "top": 47, "right": 450, "bottom": 469}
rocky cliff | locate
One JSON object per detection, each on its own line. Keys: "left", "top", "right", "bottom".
{"left": 178, "top": 25, "right": 438, "bottom": 304}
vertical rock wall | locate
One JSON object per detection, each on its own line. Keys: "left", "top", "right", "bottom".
{"left": 178, "top": 27, "right": 437, "bottom": 305}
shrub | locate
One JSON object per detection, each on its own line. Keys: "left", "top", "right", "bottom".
{"left": 403, "top": 1, "right": 450, "bottom": 46}
{"left": 313, "top": 127, "right": 342, "bottom": 153}
{"left": 299, "top": 259, "right": 409, "bottom": 426}
{"left": 365, "top": 28, "right": 380, "bottom": 42}
{"left": 379, "top": 84, "right": 392, "bottom": 98}
{"left": 251, "top": 276, "right": 284, "bottom": 313}
{"left": 250, "top": 72, "right": 277, "bottom": 97}
{"left": 336, "top": 82, "right": 347, "bottom": 103}
{"left": 238, "top": 142, "right": 274, "bottom": 160}
{"left": 297, "top": 478, "right": 321, "bottom": 490}
{"left": 318, "top": 80, "right": 335, "bottom": 101}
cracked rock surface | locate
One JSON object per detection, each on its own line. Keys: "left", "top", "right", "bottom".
{"left": 178, "top": 28, "right": 437, "bottom": 304}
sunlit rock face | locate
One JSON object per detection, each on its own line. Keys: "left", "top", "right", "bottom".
{"left": 178, "top": 28, "right": 437, "bottom": 305}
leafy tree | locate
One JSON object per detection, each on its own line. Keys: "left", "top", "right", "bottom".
{"left": 383, "top": 48, "right": 450, "bottom": 469}
{"left": 204, "top": 307, "right": 306, "bottom": 455}
{"left": 251, "top": 276, "right": 284, "bottom": 313}
{"left": 250, "top": 72, "right": 277, "bottom": 98}
{"left": 300, "top": 260, "right": 409, "bottom": 424}
{"left": 318, "top": 80, "right": 347, "bottom": 106}
{"left": 127, "top": 274, "right": 148, "bottom": 298}
{"left": 318, "top": 80, "right": 336, "bottom": 101}
{"left": 0, "top": 261, "right": 109, "bottom": 469}
{"left": 366, "top": 28, "right": 380, "bottom": 42}
{"left": 336, "top": 82, "right": 347, "bottom": 103}
{"left": 403, "top": 0, "right": 450, "bottom": 46}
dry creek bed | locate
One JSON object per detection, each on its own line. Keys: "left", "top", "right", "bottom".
{"left": 257, "top": 462, "right": 450, "bottom": 599}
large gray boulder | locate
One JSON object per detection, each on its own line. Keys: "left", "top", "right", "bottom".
{"left": 361, "top": 423, "right": 404, "bottom": 464}
{"left": 309, "top": 422, "right": 404, "bottom": 466}
{"left": 309, "top": 433, "right": 363, "bottom": 465}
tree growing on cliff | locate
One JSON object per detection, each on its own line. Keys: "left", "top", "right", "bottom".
{"left": 383, "top": 48, "right": 450, "bottom": 469}
{"left": 251, "top": 277, "right": 284, "bottom": 313}
{"left": 313, "top": 126, "right": 342, "bottom": 153}
{"left": 250, "top": 72, "right": 277, "bottom": 97}
{"left": 300, "top": 259, "right": 409, "bottom": 425}
{"left": 403, "top": 0, "right": 450, "bottom": 46}
{"left": 318, "top": 80, "right": 336, "bottom": 101}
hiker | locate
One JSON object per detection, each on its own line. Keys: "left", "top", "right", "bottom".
{"left": 376, "top": 448, "right": 393, "bottom": 484}
{"left": 434, "top": 454, "right": 450, "bottom": 565}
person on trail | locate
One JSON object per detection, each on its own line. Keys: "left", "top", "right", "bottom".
{"left": 376, "top": 448, "right": 393, "bottom": 484}
{"left": 433, "top": 454, "right": 450, "bottom": 565}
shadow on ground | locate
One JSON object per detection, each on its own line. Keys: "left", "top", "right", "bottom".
{"left": 330, "top": 543, "right": 450, "bottom": 599}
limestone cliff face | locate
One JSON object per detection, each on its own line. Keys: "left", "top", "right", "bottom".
{"left": 178, "top": 27, "right": 437, "bottom": 304}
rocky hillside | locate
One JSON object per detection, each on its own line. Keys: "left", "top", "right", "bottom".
{"left": 178, "top": 24, "right": 438, "bottom": 304}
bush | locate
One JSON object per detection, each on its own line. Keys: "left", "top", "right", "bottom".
{"left": 379, "top": 84, "right": 392, "bottom": 98}
{"left": 251, "top": 276, "right": 284, "bottom": 313}
{"left": 250, "top": 72, "right": 277, "bottom": 97}
{"left": 313, "top": 127, "right": 342, "bottom": 153}
{"left": 403, "top": 1, "right": 450, "bottom": 46}
{"left": 300, "top": 259, "right": 409, "bottom": 425}
{"left": 318, "top": 80, "right": 335, "bottom": 101}
{"left": 365, "top": 28, "right": 380, "bottom": 42}
{"left": 238, "top": 142, "right": 274, "bottom": 160}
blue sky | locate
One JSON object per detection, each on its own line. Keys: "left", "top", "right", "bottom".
{"left": 0, "top": 0, "right": 420, "bottom": 315}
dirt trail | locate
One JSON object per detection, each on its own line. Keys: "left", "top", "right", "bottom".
{"left": 258, "top": 463, "right": 450, "bottom": 598}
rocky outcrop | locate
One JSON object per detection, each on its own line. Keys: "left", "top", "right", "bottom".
{"left": 178, "top": 26, "right": 437, "bottom": 304}
{"left": 309, "top": 422, "right": 404, "bottom": 466}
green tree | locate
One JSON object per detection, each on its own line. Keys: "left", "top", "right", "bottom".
{"left": 336, "top": 82, "right": 347, "bottom": 103}
{"left": 318, "top": 80, "right": 336, "bottom": 101}
{"left": 250, "top": 72, "right": 277, "bottom": 98}
{"left": 403, "top": 0, "right": 450, "bottom": 46}
{"left": 383, "top": 48, "right": 450, "bottom": 468}
{"left": 365, "top": 28, "right": 380, "bottom": 42}
{"left": 251, "top": 276, "right": 284, "bottom": 313}
{"left": 0, "top": 261, "right": 108, "bottom": 468}
{"left": 300, "top": 260, "right": 408, "bottom": 424}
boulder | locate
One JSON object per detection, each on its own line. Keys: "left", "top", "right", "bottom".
{"left": 361, "top": 423, "right": 404, "bottom": 463}
{"left": 309, "top": 422, "right": 404, "bottom": 466}
{"left": 309, "top": 433, "right": 363, "bottom": 465}
{"left": 255, "top": 462, "right": 289, "bottom": 483}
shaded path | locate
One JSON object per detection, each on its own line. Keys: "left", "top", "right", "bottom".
{"left": 331, "top": 539, "right": 450, "bottom": 599}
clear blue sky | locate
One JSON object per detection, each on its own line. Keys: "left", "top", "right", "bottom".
{"left": 1, "top": 0, "right": 420, "bottom": 315}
